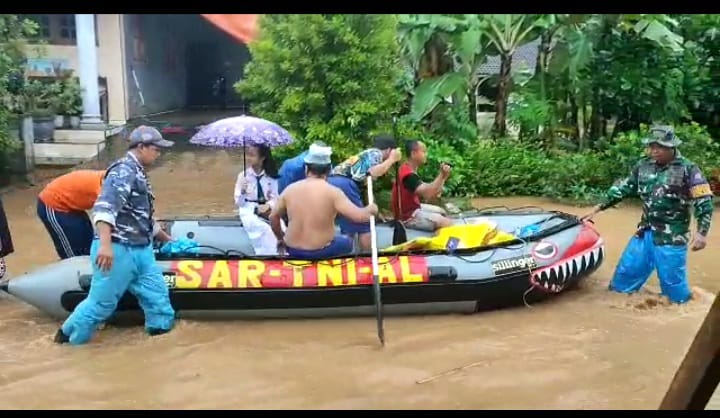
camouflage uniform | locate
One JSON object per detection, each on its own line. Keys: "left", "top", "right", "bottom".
{"left": 598, "top": 126, "right": 714, "bottom": 303}
{"left": 58, "top": 126, "right": 176, "bottom": 345}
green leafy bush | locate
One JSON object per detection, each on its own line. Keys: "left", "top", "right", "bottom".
{"left": 236, "top": 14, "right": 404, "bottom": 162}
{"left": 408, "top": 122, "right": 718, "bottom": 206}
{"left": 0, "top": 15, "right": 38, "bottom": 177}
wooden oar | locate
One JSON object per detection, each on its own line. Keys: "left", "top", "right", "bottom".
{"left": 366, "top": 175, "right": 385, "bottom": 346}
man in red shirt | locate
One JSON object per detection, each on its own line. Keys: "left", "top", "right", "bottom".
{"left": 391, "top": 139, "right": 453, "bottom": 231}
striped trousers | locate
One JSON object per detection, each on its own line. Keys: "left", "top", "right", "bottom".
{"left": 36, "top": 198, "right": 94, "bottom": 259}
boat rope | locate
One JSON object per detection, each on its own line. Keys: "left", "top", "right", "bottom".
{"left": 522, "top": 286, "right": 536, "bottom": 309}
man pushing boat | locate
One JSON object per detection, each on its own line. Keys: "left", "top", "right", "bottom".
{"left": 36, "top": 170, "right": 174, "bottom": 260}
{"left": 270, "top": 142, "right": 378, "bottom": 259}
{"left": 583, "top": 125, "right": 714, "bottom": 304}
{"left": 54, "top": 126, "right": 177, "bottom": 345}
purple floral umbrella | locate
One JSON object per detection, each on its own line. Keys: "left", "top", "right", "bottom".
{"left": 190, "top": 116, "right": 295, "bottom": 200}
{"left": 189, "top": 115, "right": 295, "bottom": 148}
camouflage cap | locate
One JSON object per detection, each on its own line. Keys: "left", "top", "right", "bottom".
{"left": 642, "top": 125, "right": 682, "bottom": 148}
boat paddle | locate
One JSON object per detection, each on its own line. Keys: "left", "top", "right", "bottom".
{"left": 366, "top": 175, "right": 386, "bottom": 346}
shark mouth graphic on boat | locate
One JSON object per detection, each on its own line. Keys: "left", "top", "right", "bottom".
{"left": 529, "top": 242, "right": 605, "bottom": 294}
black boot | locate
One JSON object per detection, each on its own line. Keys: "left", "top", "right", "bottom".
{"left": 53, "top": 328, "right": 69, "bottom": 344}
{"left": 147, "top": 328, "right": 171, "bottom": 337}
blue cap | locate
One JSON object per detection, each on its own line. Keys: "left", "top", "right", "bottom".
{"left": 127, "top": 125, "right": 174, "bottom": 148}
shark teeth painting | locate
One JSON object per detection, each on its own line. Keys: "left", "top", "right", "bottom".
{"left": 530, "top": 245, "right": 605, "bottom": 294}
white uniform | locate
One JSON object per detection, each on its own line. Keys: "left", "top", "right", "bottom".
{"left": 233, "top": 168, "right": 283, "bottom": 255}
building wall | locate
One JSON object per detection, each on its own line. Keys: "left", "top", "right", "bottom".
{"left": 23, "top": 14, "right": 253, "bottom": 122}
{"left": 122, "top": 14, "right": 187, "bottom": 118}
{"left": 123, "top": 14, "right": 251, "bottom": 117}
{"left": 24, "top": 14, "right": 128, "bottom": 124}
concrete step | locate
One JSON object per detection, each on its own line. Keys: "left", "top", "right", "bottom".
{"left": 53, "top": 129, "right": 105, "bottom": 144}
{"left": 33, "top": 142, "right": 106, "bottom": 166}
{"left": 53, "top": 124, "right": 125, "bottom": 143}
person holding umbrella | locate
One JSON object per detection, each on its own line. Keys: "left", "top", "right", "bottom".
{"left": 233, "top": 144, "right": 283, "bottom": 255}
{"left": 189, "top": 115, "right": 297, "bottom": 254}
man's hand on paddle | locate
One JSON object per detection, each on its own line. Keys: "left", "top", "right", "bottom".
{"left": 366, "top": 203, "right": 379, "bottom": 217}
{"left": 581, "top": 204, "right": 602, "bottom": 221}
{"left": 389, "top": 148, "right": 402, "bottom": 164}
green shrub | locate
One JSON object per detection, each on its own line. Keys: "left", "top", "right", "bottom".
{"left": 236, "top": 14, "right": 404, "bottom": 163}
{"left": 405, "top": 122, "right": 718, "bottom": 206}
{"left": 607, "top": 122, "right": 720, "bottom": 179}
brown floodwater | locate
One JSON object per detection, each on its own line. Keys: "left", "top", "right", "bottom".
{"left": 0, "top": 149, "right": 717, "bottom": 409}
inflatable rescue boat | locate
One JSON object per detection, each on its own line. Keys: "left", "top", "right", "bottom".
{"left": 0, "top": 207, "right": 605, "bottom": 320}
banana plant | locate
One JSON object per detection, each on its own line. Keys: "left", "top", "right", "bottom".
{"left": 542, "top": 14, "right": 684, "bottom": 142}
{"left": 477, "top": 14, "right": 553, "bottom": 136}
{"left": 398, "top": 14, "right": 485, "bottom": 123}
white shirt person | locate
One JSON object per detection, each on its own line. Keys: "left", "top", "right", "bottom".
{"left": 233, "top": 145, "right": 283, "bottom": 255}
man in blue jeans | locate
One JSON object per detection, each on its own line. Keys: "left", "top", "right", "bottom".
{"left": 55, "top": 126, "right": 177, "bottom": 345}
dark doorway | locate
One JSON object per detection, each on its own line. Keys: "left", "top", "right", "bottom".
{"left": 123, "top": 14, "right": 251, "bottom": 118}
{"left": 185, "top": 17, "right": 249, "bottom": 110}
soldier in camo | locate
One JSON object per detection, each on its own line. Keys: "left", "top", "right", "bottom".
{"left": 55, "top": 126, "right": 177, "bottom": 345}
{"left": 584, "top": 125, "right": 714, "bottom": 304}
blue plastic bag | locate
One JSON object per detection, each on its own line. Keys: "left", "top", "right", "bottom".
{"left": 159, "top": 238, "right": 200, "bottom": 256}
{"left": 516, "top": 224, "right": 541, "bottom": 239}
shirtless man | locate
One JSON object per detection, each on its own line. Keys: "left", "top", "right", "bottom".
{"left": 270, "top": 143, "right": 378, "bottom": 259}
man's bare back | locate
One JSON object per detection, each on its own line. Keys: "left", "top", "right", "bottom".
{"left": 274, "top": 177, "right": 377, "bottom": 251}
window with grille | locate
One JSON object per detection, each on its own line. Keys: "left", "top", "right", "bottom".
{"left": 23, "top": 14, "right": 99, "bottom": 46}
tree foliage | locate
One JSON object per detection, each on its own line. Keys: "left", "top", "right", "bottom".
{"left": 3, "top": 13, "right": 716, "bottom": 203}
{"left": 235, "top": 14, "right": 404, "bottom": 157}
{"left": 397, "top": 13, "right": 720, "bottom": 200}
{"left": 0, "top": 14, "right": 38, "bottom": 176}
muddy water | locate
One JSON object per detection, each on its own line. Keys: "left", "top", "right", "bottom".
{"left": 0, "top": 150, "right": 718, "bottom": 409}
